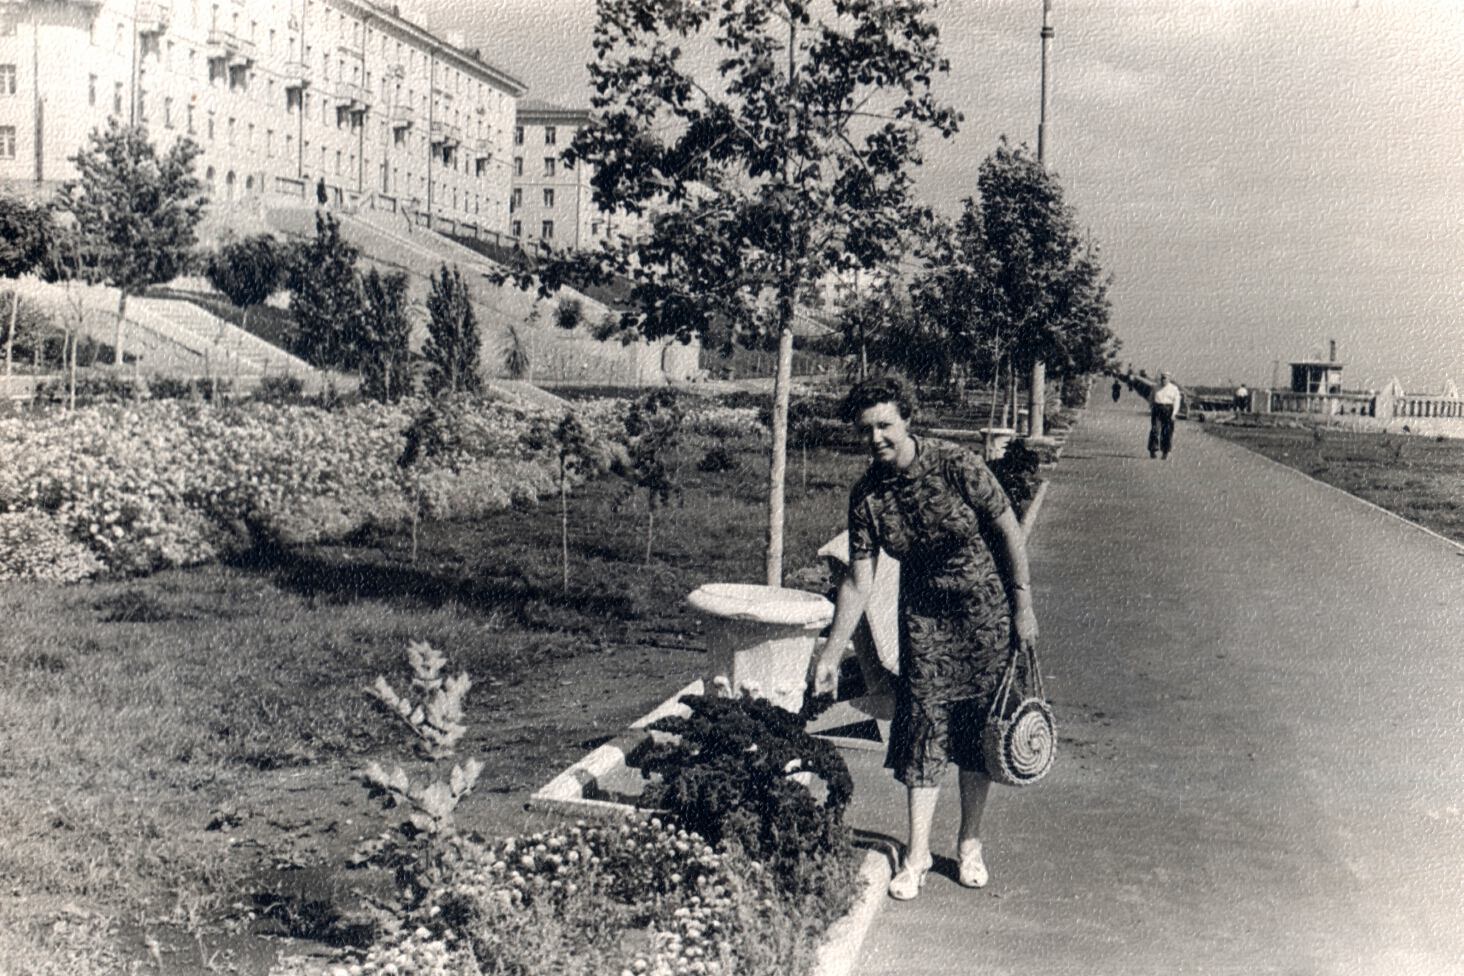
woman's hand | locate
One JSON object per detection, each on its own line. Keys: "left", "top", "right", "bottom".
{"left": 1013, "top": 603, "right": 1039, "bottom": 649}
{"left": 810, "top": 638, "right": 847, "bottom": 696}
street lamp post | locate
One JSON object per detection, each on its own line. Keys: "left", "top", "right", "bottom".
{"left": 1029, "top": 0, "right": 1054, "bottom": 440}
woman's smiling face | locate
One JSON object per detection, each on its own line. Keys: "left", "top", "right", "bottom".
{"left": 855, "top": 401, "right": 912, "bottom": 467}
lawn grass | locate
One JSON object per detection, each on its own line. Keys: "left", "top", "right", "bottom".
{"left": 1205, "top": 418, "right": 1464, "bottom": 543}
{"left": 0, "top": 427, "right": 867, "bottom": 972}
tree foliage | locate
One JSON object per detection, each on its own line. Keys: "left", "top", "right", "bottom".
{"left": 907, "top": 139, "right": 1117, "bottom": 391}
{"left": 54, "top": 119, "right": 206, "bottom": 308}
{"left": 359, "top": 267, "right": 415, "bottom": 403}
{"left": 511, "top": 0, "right": 961, "bottom": 584}
{"left": 285, "top": 212, "right": 364, "bottom": 374}
{"left": 206, "top": 234, "right": 286, "bottom": 313}
{"left": 0, "top": 197, "right": 51, "bottom": 280}
{"left": 422, "top": 263, "right": 481, "bottom": 396}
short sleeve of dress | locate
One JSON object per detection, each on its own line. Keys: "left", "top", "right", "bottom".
{"left": 949, "top": 449, "right": 1011, "bottom": 522}
{"left": 848, "top": 480, "right": 878, "bottom": 561}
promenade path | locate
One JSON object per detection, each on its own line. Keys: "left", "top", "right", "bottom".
{"left": 842, "top": 395, "right": 1464, "bottom": 976}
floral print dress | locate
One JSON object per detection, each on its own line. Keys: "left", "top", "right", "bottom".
{"left": 848, "top": 437, "right": 1015, "bottom": 786}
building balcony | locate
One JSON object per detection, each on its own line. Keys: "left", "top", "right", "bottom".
{"left": 280, "top": 59, "right": 312, "bottom": 89}
{"left": 135, "top": 2, "right": 172, "bottom": 34}
{"left": 471, "top": 137, "right": 494, "bottom": 160}
{"left": 338, "top": 82, "right": 371, "bottom": 109}
{"left": 206, "top": 29, "right": 256, "bottom": 66}
{"left": 389, "top": 103, "right": 415, "bottom": 129}
{"left": 430, "top": 121, "right": 462, "bottom": 147}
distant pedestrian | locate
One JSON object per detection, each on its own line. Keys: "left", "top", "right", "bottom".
{"left": 813, "top": 376, "right": 1038, "bottom": 900}
{"left": 1148, "top": 372, "right": 1182, "bottom": 459}
{"left": 1234, "top": 384, "right": 1249, "bottom": 412}
{"left": 1111, "top": 379, "right": 1122, "bottom": 403}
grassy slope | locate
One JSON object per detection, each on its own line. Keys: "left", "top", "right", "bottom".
{"left": 0, "top": 429, "right": 865, "bottom": 970}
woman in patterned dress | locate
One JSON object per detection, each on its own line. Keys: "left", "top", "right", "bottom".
{"left": 813, "top": 377, "right": 1038, "bottom": 900}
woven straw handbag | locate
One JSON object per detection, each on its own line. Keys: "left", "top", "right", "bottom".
{"left": 982, "top": 641, "right": 1056, "bottom": 786}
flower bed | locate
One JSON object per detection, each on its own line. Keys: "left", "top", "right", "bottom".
{"left": 0, "top": 393, "right": 631, "bottom": 580}
{"left": 319, "top": 680, "right": 859, "bottom": 976}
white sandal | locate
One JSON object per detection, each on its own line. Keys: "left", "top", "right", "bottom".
{"left": 958, "top": 839, "right": 988, "bottom": 888}
{"left": 888, "top": 853, "right": 933, "bottom": 900}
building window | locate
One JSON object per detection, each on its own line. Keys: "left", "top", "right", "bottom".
{"left": 541, "top": 220, "right": 553, "bottom": 239}
{"left": 207, "top": 115, "right": 215, "bottom": 140}
{"left": 187, "top": 103, "right": 195, "bottom": 134}
{"left": 0, "top": 126, "right": 14, "bottom": 159}
{"left": 513, "top": 156, "right": 522, "bottom": 176}
{"left": 113, "top": 82, "right": 124, "bottom": 116}
{"left": 511, "top": 219, "right": 522, "bottom": 238}
{"left": 0, "top": 65, "right": 15, "bottom": 96}
{"left": 163, "top": 97, "right": 173, "bottom": 128}
{"left": 544, "top": 125, "right": 556, "bottom": 145}
{"left": 543, "top": 157, "right": 555, "bottom": 176}
{"left": 88, "top": 74, "right": 97, "bottom": 107}
{"left": 510, "top": 187, "right": 521, "bottom": 212}
{"left": 514, "top": 125, "right": 523, "bottom": 145}
{"left": 543, "top": 188, "right": 554, "bottom": 208}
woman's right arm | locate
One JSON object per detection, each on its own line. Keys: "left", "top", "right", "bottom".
{"left": 812, "top": 556, "right": 875, "bottom": 695}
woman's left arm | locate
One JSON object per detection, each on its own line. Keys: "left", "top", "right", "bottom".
{"left": 992, "top": 507, "right": 1039, "bottom": 649}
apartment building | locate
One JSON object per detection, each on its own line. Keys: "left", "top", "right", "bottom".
{"left": 512, "top": 98, "right": 638, "bottom": 250}
{"left": 0, "top": 0, "right": 526, "bottom": 232}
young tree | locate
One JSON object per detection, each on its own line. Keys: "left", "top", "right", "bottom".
{"left": 285, "top": 211, "right": 364, "bottom": 378}
{"left": 422, "top": 263, "right": 481, "bottom": 396}
{"left": 971, "top": 140, "right": 1114, "bottom": 417}
{"left": 615, "top": 389, "right": 684, "bottom": 567}
{"left": 205, "top": 234, "right": 286, "bottom": 336}
{"left": 359, "top": 267, "right": 414, "bottom": 403}
{"left": 54, "top": 119, "right": 206, "bottom": 366}
{"left": 554, "top": 412, "right": 592, "bottom": 594}
{"left": 910, "top": 140, "right": 1115, "bottom": 445}
{"left": 0, "top": 196, "right": 51, "bottom": 383}
{"left": 519, "top": 0, "right": 960, "bottom": 586}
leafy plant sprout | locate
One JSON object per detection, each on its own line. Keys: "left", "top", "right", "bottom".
{"left": 366, "top": 640, "right": 472, "bottom": 760}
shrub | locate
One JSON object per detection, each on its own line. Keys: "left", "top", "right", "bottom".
{"left": 637, "top": 694, "right": 856, "bottom": 909}
{"left": 989, "top": 439, "right": 1042, "bottom": 515}
{"left": 0, "top": 510, "right": 103, "bottom": 583}
{"left": 697, "top": 445, "right": 737, "bottom": 472}
{"left": 251, "top": 374, "right": 306, "bottom": 403}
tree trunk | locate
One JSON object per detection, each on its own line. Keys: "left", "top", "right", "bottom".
{"left": 114, "top": 290, "right": 128, "bottom": 368}
{"left": 1029, "top": 360, "right": 1046, "bottom": 437}
{"left": 67, "top": 330, "right": 76, "bottom": 411}
{"left": 645, "top": 502, "right": 654, "bottom": 568}
{"left": 765, "top": 323, "right": 795, "bottom": 588}
{"left": 561, "top": 459, "right": 570, "bottom": 595}
{"left": 5, "top": 289, "right": 17, "bottom": 384}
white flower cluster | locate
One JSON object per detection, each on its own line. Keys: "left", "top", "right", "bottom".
{"left": 341, "top": 928, "right": 478, "bottom": 976}
{"left": 0, "top": 394, "right": 630, "bottom": 579}
{"left": 681, "top": 406, "right": 766, "bottom": 440}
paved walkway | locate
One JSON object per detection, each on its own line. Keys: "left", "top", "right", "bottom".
{"left": 842, "top": 396, "right": 1464, "bottom": 976}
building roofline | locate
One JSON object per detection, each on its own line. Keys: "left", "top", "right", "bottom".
{"left": 337, "top": 0, "right": 529, "bottom": 96}
{"left": 517, "top": 102, "right": 593, "bottom": 125}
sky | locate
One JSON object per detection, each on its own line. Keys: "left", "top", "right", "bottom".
{"left": 409, "top": 0, "right": 1464, "bottom": 391}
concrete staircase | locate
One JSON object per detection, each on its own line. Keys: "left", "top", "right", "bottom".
{"left": 124, "top": 297, "right": 322, "bottom": 386}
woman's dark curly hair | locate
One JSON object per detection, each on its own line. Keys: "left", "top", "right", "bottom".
{"left": 840, "top": 375, "right": 919, "bottom": 424}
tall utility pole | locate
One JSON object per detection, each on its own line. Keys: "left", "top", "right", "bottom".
{"left": 1028, "top": 0, "right": 1054, "bottom": 440}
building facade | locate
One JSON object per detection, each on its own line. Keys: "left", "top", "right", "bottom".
{"left": 512, "top": 98, "right": 633, "bottom": 249}
{"left": 0, "top": 0, "right": 526, "bottom": 231}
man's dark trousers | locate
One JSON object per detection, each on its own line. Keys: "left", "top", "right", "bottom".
{"left": 1148, "top": 403, "right": 1175, "bottom": 458}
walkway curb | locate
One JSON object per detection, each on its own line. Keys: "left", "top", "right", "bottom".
{"left": 811, "top": 848, "right": 893, "bottom": 976}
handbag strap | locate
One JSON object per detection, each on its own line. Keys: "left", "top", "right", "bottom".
{"left": 989, "top": 639, "right": 1046, "bottom": 720}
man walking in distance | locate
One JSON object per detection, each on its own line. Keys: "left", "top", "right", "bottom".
{"left": 1148, "top": 372, "right": 1182, "bottom": 459}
